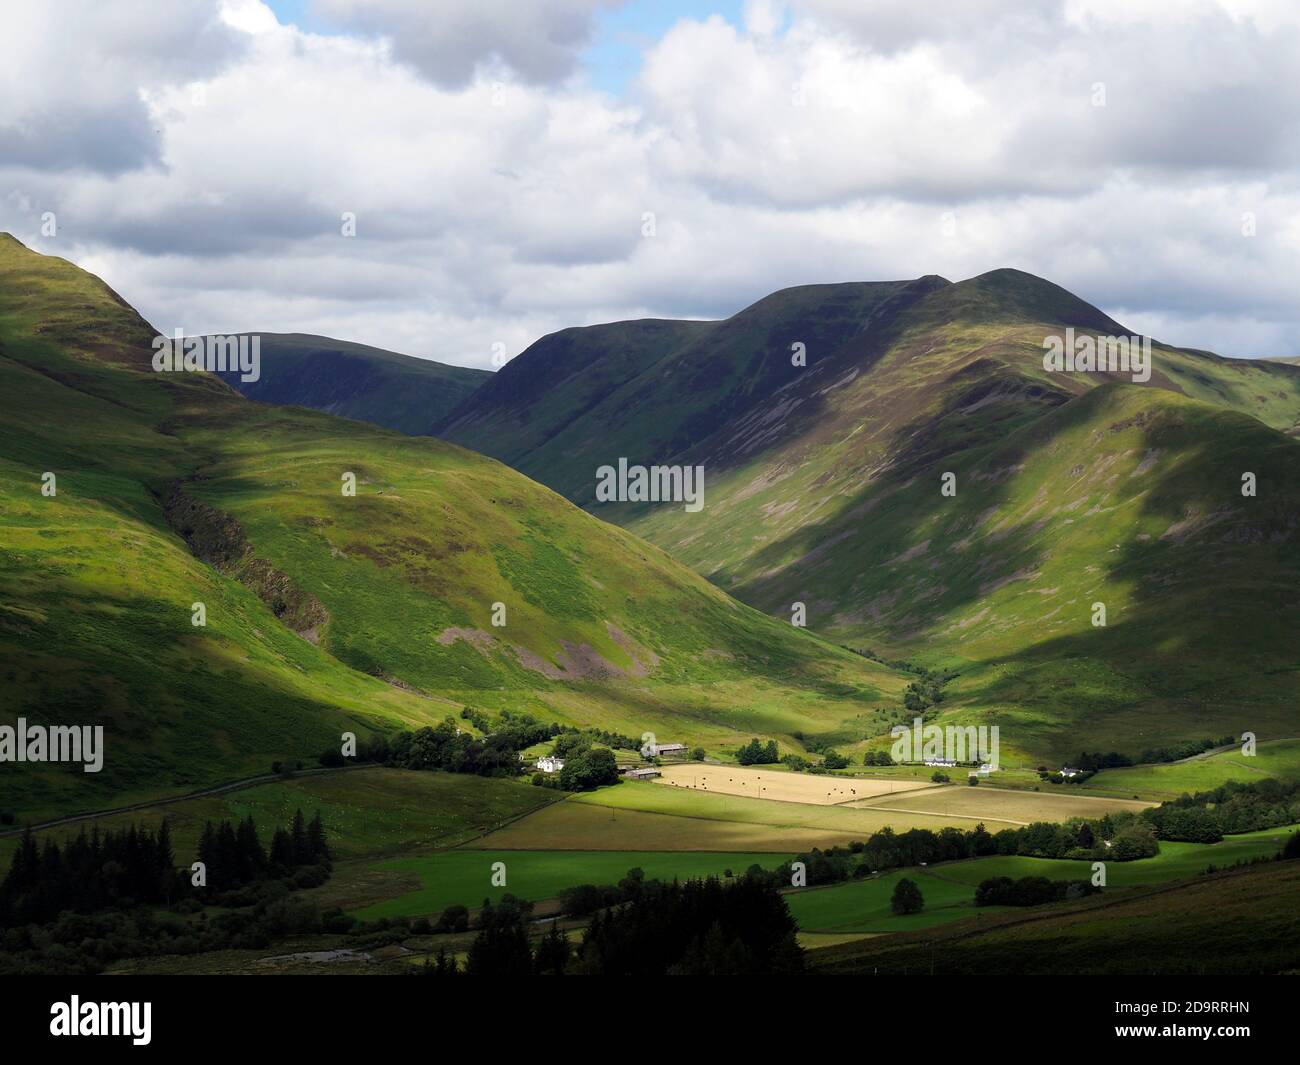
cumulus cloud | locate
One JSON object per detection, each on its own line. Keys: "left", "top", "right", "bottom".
{"left": 0, "top": 0, "right": 245, "bottom": 174}
{"left": 0, "top": 0, "right": 1298, "bottom": 367}
{"left": 313, "top": 0, "right": 622, "bottom": 87}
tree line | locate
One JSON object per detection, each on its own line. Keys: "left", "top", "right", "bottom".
{"left": 0, "top": 810, "right": 333, "bottom": 973}
{"left": 420, "top": 873, "right": 803, "bottom": 976}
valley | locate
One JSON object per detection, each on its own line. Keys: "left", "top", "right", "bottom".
{"left": 2, "top": 234, "right": 1297, "bottom": 978}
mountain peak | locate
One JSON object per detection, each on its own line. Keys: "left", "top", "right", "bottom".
{"left": 933, "top": 267, "right": 1128, "bottom": 334}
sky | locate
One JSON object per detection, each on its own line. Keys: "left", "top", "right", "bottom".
{"left": 2, "top": 0, "right": 1299, "bottom": 369}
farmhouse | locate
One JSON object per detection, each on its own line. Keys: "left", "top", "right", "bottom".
{"left": 651, "top": 742, "right": 690, "bottom": 758}
{"left": 536, "top": 755, "right": 565, "bottom": 773}
{"left": 923, "top": 758, "right": 956, "bottom": 767}
{"left": 1060, "top": 766, "right": 1081, "bottom": 778}
{"left": 624, "top": 766, "right": 661, "bottom": 780}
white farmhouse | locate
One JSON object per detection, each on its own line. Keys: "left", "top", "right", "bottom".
{"left": 536, "top": 755, "right": 565, "bottom": 774}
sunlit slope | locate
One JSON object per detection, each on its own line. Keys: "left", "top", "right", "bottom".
{"left": 440, "top": 267, "right": 1300, "bottom": 760}
{"left": 0, "top": 235, "right": 908, "bottom": 818}
{"left": 168, "top": 389, "right": 906, "bottom": 743}
{"left": 0, "top": 240, "right": 452, "bottom": 819}
{"left": 729, "top": 383, "right": 1300, "bottom": 761}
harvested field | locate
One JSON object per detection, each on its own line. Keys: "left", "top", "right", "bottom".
{"left": 652, "top": 763, "right": 939, "bottom": 805}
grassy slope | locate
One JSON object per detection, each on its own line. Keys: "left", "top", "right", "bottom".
{"left": 437, "top": 278, "right": 948, "bottom": 500}
{"left": 352, "top": 849, "right": 785, "bottom": 920}
{"left": 788, "top": 824, "right": 1293, "bottom": 937}
{"left": 442, "top": 268, "right": 1300, "bottom": 764}
{"left": 208, "top": 333, "right": 490, "bottom": 435}
{"left": 1087, "top": 738, "right": 1300, "bottom": 799}
{"left": 0, "top": 234, "right": 909, "bottom": 819}
{"left": 808, "top": 857, "right": 1300, "bottom": 974}
{"left": 0, "top": 767, "right": 556, "bottom": 871}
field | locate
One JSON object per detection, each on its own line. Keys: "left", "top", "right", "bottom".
{"left": 569, "top": 777, "right": 1152, "bottom": 843}
{"left": 931, "top": 825, "right": 1296, "bottom": 887}
{"left": 350, "top": 850, "right": 784, "bottom": 921}
{"left": 0, "top": 768, "right": 555, "bottom": 872}
{"left": 651, "top": 762, "right": 939, "bottom": 805}
{"left": 810, "top": 859, "right": 1300, "bottom": 975}
{"left": 1085, "top": 738, "right": 1300, "bottom": 800}
{"left": 573, "top": 779, "right": 971, "bottom": 834}
{"left": 850, "top": 782, "right": 1153, "bottom": 825}
{"left": 464, "top": 797, "right": 867, "bottom": 851}
{"left": 786, "top": 869, "right": 1006, "bottom": 934}
{"left": 784, "top": 825, "right": 1296, "bottom": 937}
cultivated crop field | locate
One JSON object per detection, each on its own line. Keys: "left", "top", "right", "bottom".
{"left": 574, "top": 779, "right": 970, "bottom": 833}
{"left": 850, "top": 783, "right": 1154, "bottom": 825}
{"left": 465, "top": 796, "right": 866, "bottom": 851}
{"left": 652, "top": 763, "right": 939, "bottom": 805}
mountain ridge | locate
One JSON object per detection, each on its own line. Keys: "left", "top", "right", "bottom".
{"left": 0, "top": 234, "right": 909, "bottom": 820}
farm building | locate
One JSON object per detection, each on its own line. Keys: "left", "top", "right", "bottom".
{"left": 651, "top": 742, "right": 690, "bottom": 758}
{"left": 536, "top": 755, "right": 565, "bottom": 773}
{"left": 923, "top": 758, "right": 956, "bottom": 767}
{"left": 1060, "top": 766, "right": 1081, "bottom": 778}
{"left": 623, "top": 766, "right": 661, "bottom": 780}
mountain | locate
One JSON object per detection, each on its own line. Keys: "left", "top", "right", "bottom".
{"left": 0, "top": 234, "right": 908, "bottom": 820}
{"left": 439, "top": 269, "right": 1300, "bottom": 761}
{"left": 204, "top": 332, "right": 490, "bottom": 435}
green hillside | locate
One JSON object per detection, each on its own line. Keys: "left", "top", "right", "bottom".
{"left": 0, "top": 234, "right": 908, "bottom": 821}
{"left": 440, "top": 269, "right": 1300, "bottom": 762}
{"left": 809, "top": 858, "right": 1300, "bottom": 975}
{"left": 207, "top": 332, "right": 489, "bottom": 435}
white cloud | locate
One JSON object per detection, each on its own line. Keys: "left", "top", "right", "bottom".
{"left": 1, "top": 0, "right": 1299, "bottom": 368}
{"left": 313, "top": 0, "right": 622, "bottom": 87}
{"left": 0, "top": 0, "right": 244, "bottom": 174}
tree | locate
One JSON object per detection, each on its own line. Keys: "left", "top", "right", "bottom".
{"left": 534, "top": 921, "right": 571, "bottom": 975}
{"left": 1109, "top": 821, "right": 1160, "bottom": 861}
{"left": 466, "top": 895, "right": 534, "bottom": 976}
{"left": 306, "top": 811, "right": 332, "bottom": 867}
{"left": 559, "top": 747, "right": 619, "bottom": 791}
{"left": 290, "top": 809, "right": 309, "bottom": 865}
{"left": 1284, "top": 832, "right": 1300, "bottom": 860}
{"left": 435, "top": 904, "right": 470, "bottom": 933}
{"left": 269, "top": 828, "right": 294, "bottom": 871}
{"left": 737, "top": 738, "right": 780, "bottom": 766}
{"left": 891, "top": 877, "right": 924, "bottom": 915}
{"left": 691, "top": 747, "right": 705, "bottom": 761}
